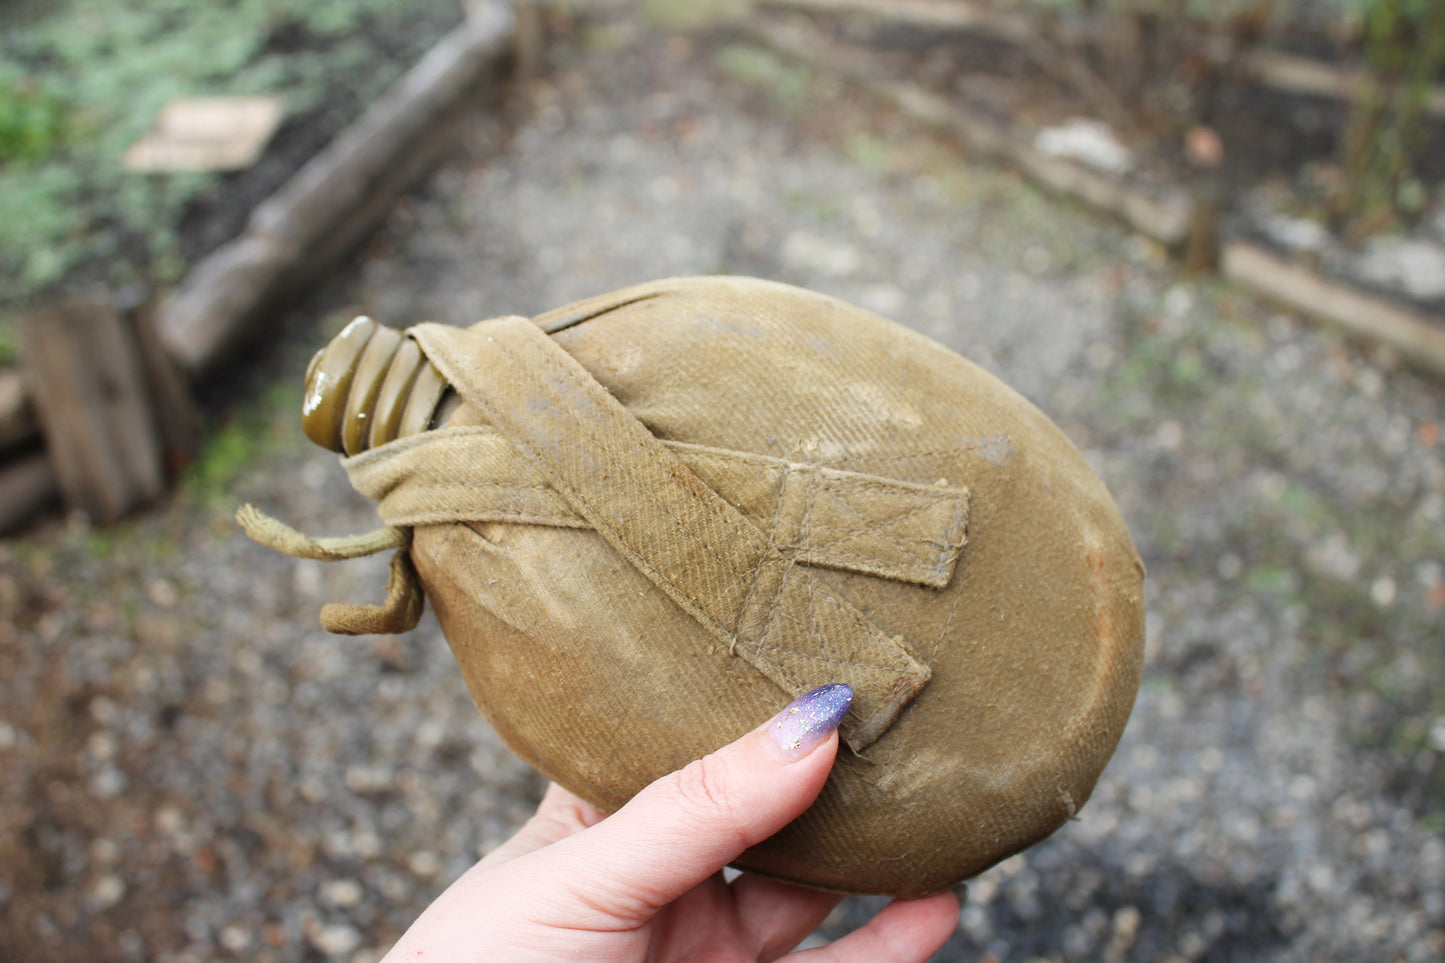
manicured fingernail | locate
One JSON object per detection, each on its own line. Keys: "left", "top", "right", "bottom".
{"left": 767, "top": 683, "right": 853, "bottom": 761}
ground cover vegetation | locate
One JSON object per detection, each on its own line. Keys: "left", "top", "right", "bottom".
{"left": 0, "top": 0, "right": 459, "bottom": 362}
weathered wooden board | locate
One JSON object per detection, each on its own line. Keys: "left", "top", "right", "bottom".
{"left": 18, "top": 296, "right": 166, "bottom": 523}
{"left": 127, "top": 299, "right": 199, "bottom": 472}
{"left": 763, "top": 0, "right": 1445, "bottom": 118}
{"left": 751, "top": 18, "right": 1194, "bottom": 246}
{"left": 155, "top": 2, "right": 517, "bottom": 378}
{"left": 123, "top": 96, "right": 285, "bottom": 172}
{"left": 0, "top": 370, "right": 38, "bottom": 455}
{"left": 1223, "top": 242, "right": 1445, "bottom": 379}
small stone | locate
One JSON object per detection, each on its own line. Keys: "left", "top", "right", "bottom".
{"left": 996, "top": 853, "right": 1028, "bottom": 877}
{"left": 219, "top": 924, "right": 251, "bottom": 952}
{"left": 294, "top": 559, "right": 323, "bottom": 597}
{"left": 1357, "top": 237, "right": 1445, "bottom": 301}
{"left": 299, "top": 776, "right": 328, "bottom": 803}
{"left": 91, "top": 766, "right": 127, "bottom": 799}
{"left": 1428, "top": 717, "right": 1445, "bottom": 753}
{"left": 146, "top": 577, "right": 181, "bottom": 609}
{"left": 1154, "top": 421, "right": 1183, "bottom": 451}
{"left": 1125, "top": 851, "right": 1157, "bottom": 878}
{"left": 89, "top": 696, "right": 118, "bottom": 725}
{"left": 969, "top": 872, "right": 999, "bottom": 905}
{"left": 89, "top": 874, "right": 125, "bottom": 910}
{"left": 155, "top": 805, "right": 186, "bottom": 835}
{"left": 1178, "top": 929, "right": 1208, "bottom": 959}
{"left": 1261, "top": 214, "right": 1330, "bottom": 253}
{"left": 1305, "top": 534, "right": 1362, "bottom": 582}
{"left": 87, "top": 730, "right": 117, "bottom": 762}
{"left": 1035, "top": 118, "right": 1132, "bottom": 173}
{"left": 321, "top": 879, "right": 365, "bottom": 909}
{"left": 961, "top": 903, "right": 993, "bottom": 941}
{"left": 1371, "top": 576, "right": 1397, "bottom": 607}
{"left": 1063, "top": 920, "right": 1096, "bottom": 957}
{"left": 1162, "top": 284, "right": 1194, "bottom": 318}
{"left": 781, "top": 230, "right": 861, "bottom": 278}
{"left": 354, "top": 827, "right": 384, "bottom": 856}
{"left": 476, "top": 835, "right": 509, "bottom": 859}
{"left": 89, "top": 838, "right": 120, "bottom": 865}
{"left": 858, "top": 283, "right": 904, "bottom": 317}
{"left": 1217, "top": 553, "right": 1243, "bottom": 581}
{"left": 345, "top": 764, "right": 395, "bottom": 795}
{"left": 308, "top": 923, "right": 362, "bottom": 957}
{"left": 132, "top": 614, "right": 182, "bottom": 649}
{"left": 377, "top": 869, "right": 413, "bottom": 903}
{"left": 1112, "top": 905, "right": 1140, "bottom": 941}
{"left": 408, "top": 850, "right": 442, "bottom": 878}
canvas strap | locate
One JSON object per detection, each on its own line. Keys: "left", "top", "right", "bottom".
{"left": 341, "top": 429, "right": 968, "bottom": 590}
{"left": 240, "top": 316, "right": 972, "bottom": 749}
{"left": 395, "top": 317, "right": 944, "bottom": 750}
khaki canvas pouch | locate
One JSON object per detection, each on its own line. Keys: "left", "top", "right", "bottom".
{"left": 241, "top": 276, "right": 1145, "bottom": 898}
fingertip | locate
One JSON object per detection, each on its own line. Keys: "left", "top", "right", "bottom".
{"left": 804, "top": 890, "right": 959, "bottom": 963}
{"left": 529, "top": 693, "right": 849, "bottom": 920}
{"left": 535, "top": 783, "right": 607, "bottom": 828}
{"left": 763, "top": 683, "right": 853, "bottom": 762}
{"left": 882, "top": 891, "right": 962, "bottom": 957}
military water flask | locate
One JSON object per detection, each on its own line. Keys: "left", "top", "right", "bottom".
{"left": 243, "top": 276, "right": 1146, "bottom": 898}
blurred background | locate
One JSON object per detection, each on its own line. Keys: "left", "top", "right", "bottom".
{"left": 1, "top": 0, "right": 1442, "bottom": 960}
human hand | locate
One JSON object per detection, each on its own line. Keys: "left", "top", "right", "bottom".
{"left": 381, "top": 683, "right": 960, "bottom": 962}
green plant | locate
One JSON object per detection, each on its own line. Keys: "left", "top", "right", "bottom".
{"left": 715, "top": 44, "right": 812, "bottom": 114}
{"left": 0, "top": 71, "right": 68, "bottom": 164}
{"left": 0, "top": 0, "right": 451, "bottom": 314}
{"left": 1335, "top": 0, "right": 1445, "bottom": 238}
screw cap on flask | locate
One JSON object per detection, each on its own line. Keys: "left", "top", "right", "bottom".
{"left": 302, "top": 316, "right": 454, "bottom": 455}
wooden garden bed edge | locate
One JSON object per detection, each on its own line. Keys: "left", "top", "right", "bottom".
{"left": 0, "top": 0, "right": 518, "bottom": 532}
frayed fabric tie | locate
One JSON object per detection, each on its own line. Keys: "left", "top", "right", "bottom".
{"left": 235, "top": 504, "right": 422, "bottom": 635}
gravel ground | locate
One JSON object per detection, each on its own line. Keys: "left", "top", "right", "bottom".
{"left": 3, "top": 9, "right": 1444, "bottom": 962}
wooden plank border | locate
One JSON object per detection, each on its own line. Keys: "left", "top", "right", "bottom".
{"left": 155, "top": 1, "right": 517, "bottom": 377}
{"left": 0, "top": 1, "right": 518, "bottom": 532}
{"left": 750, "top": 12, "right": 1445, "bottom": 380}
{"left": 762, "top": 0, "right": 1445, "bottom": 118}
{"left": 750, "top": 18, "right": 1195, "bottom": 247}
{"left": 1222, "top": 242, "right": 1445, "bottom": 380}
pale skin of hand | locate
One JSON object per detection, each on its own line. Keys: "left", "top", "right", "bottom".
{"left": 380, "top": 719, "right": 960, "bottom": 962}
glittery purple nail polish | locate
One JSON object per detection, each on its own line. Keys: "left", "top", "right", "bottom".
{"left": 768, "top": 683, "right": 853, "bottom": 760}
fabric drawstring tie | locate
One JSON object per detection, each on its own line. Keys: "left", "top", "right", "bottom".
{"left": 235, "top": 504, "right": 422, "bottom": 635}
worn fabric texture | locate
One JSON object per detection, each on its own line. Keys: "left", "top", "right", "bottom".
{"left": 251, "top": 276, "right": 1145, "bottom": 898}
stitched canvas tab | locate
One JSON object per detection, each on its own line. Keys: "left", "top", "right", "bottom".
{"left": 678, "top": 444, "right": 969, "bottom": 589}
{"left": 798, "top": 467, "right": 968, "bottom": 588}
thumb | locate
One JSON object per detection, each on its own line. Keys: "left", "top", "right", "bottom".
{"left": 535, "top": 682, "right": 854, "bottom": 924}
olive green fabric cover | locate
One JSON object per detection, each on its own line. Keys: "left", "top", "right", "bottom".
{"left": 291, "top": 276, "right": 1144, "bottom": 898}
